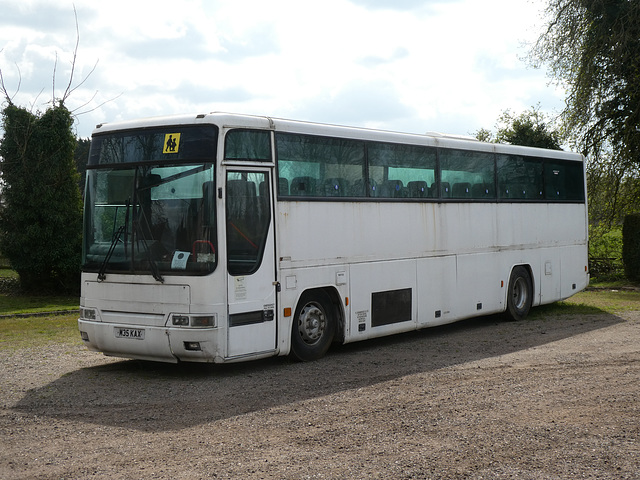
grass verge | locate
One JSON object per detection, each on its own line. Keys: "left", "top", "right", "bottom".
{"left": 0, "top": 270, "right": 80, "bottom": 350}
{"left": 0, "top": 313, "right": 81, "bottom": 350}
{"left": 0, "top": 296, "right": 79, "bottom": 315}
{"left": 530, "top": 287, "right": 640, "bottom": 319}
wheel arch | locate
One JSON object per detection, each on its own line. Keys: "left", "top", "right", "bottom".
{"left": 505, "top": 263, "right": 535, "bottom": 308}
{"left": 295, "top": 286, "right": 345, "bottom": 345}
{"left": 504, "top": 263, "right": 535, "bottom": 321}
{"left": 287, "top": 286, "right": 345, "bottom": 361}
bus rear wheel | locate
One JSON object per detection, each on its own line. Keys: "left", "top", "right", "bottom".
{"left": 290, "top": 290, "right": 335, "bottom": 362}
{"left": 506, "top": 266, "right": 533, "bottom": 321}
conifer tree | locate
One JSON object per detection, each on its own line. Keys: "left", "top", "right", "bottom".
{"left": 0, "top": 101, "right": 83, "bottom": 292}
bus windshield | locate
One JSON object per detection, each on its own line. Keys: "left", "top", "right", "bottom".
{"left": 82, "top": 126, "right": 218, "bottom": 279}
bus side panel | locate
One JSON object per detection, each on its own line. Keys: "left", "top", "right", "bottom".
{"left": 347, "top": 260, "right": 417, "bottom": 342}
{"left": 416, "top": 255, "right": 457, "bottom": 327}
{"left": 538, "top": 249, "right": 562, "bottom": 305}
{"left": 455, "top": 252, "right": 506, "bottom": 319}
{"left": 536, "top": 244, "right": 588, "bottom": 306}
{"left": 560, "top": 244, "right": 589, "bottom": 300}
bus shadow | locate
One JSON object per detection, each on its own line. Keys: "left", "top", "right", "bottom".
{"left": 13, "top": 311, "right": 623, "bottom": 433}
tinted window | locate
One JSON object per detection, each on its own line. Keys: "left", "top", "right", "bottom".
{"left": 497, "top": 155, "right": 544, "bottom": 200}
{"left": 368, "top": 143, "right": 436, "bottom": 198}
{"left": 226, "top": 171, "right": 271, "bottom": 275}
{"left": 276, "top": 133, "right": 365, "bottom": 197}
{"left": 273, "top": 132, "right": 584, "bottom": 204}
{"left": 440, "top": 149, "right": 495, "bottom": 199}
{"left": 544, "top": 161, "right": 585, "bottom": 201}
{"left": 89, "top": 125, "right": 217, "bottom": 166}
{"left": 225, "top": 130, "right": 271, "bottom": 161}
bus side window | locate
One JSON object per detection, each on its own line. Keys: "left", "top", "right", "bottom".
{"left": 497, "top": 155, "right": 544, "bottom": 201}
{"left": 440, "top": 149, "right": 495, "bottom": 201}
{"left": 544, "top": 161, "right": 585, "bottom": 201}
{"left": 369, "top": 143, "right": 436, "bottom": 200}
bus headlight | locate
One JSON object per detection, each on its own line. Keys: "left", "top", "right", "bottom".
{"left": 80, "top": 307, "right": 97, "bottom": 321}
{"left": 171, "top": 314, "right": 216, "bottom": 328}
{"left": 172, "top": 315, "right": 190, "bottom": 326}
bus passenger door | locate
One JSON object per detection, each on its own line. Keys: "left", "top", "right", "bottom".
{"left": 225, "top": 169, "right": 277, "bottom": 358}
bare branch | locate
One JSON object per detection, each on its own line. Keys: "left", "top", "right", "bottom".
{"left": 62, "top": 4, "right": 80, "bottom": 102}
{"left": 0, "top": 63, "right": 23, "bottom": 103}
{"left": 72, "top": 91, "right": 123, "bottom": 116}
{"left": 72, "top": 90, "right": 99, "bottom": 111}
{"left": 0, "top": 48, "right": 5, "bottom": 101}
{"left": 64, "top": 59, "right": 99, "bottom": 98}
{"left": 0, "top": 68, "right": 10, "bottom": 102}
{"left": 52, "top": 52, "right": 58, "bottom": 104}
{"left": 29, "top": 88, "right": 45, "bottom": 112}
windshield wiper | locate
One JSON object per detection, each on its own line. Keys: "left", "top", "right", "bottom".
{"left": 132, "top": 204, "right": 164, "bottom": 283}
{"left": 97, "top": 225, "right": 125, "bottom": 282}
{"left": 97, "top": 200, "right": 130, "bottom": 282}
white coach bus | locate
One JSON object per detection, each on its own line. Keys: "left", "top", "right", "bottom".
{"left": 78, "top": 112, "right": 589, "bottom": 363}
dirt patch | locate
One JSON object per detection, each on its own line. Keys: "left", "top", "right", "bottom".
{"left": 1, "top": 311, "right": 639, "bottom": 479}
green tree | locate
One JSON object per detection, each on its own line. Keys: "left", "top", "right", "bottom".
{"left": 475, "top": 106, "right": 563, "bottom": 149}
{"left": 0, "top": 101, "right": 83, "bottom": 293}
{"left": 530, "top": 1, "right": 640, "bottom": 279}
{"left": 587, "top": 155, "right": 640, "bottom": 228}
{"left": 74, "top": 137, "right": 90, "bottom": 194}
{"left": 0, "top": 7, "right": 94, "bottom": 293}
{"left": 495, "top": 108, "right": 562, "bottom": 150}
{"left": 530, "top": 0, "right": 640, "bottom": 175}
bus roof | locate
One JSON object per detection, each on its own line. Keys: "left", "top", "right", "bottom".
{"left": 92, "top": 112, "right": 584, "bottom": 162}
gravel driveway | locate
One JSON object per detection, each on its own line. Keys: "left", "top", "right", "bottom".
{"left": 1, "top": 310, "right": 639, "bottom": 479}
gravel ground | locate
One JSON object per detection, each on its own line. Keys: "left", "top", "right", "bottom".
{"left": 1, "top": 310, "right": 639, "bottom": 479}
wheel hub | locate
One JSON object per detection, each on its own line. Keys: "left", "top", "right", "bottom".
{"left": 513, "top": 277, "right": 528, "bottom": 309}
{"left": 298, "top": 303, "right": 326, "bottom": 345}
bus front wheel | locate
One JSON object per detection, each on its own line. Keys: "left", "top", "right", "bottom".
{"left": 506, "top": 266, "right": 533, "bottom": 321}
{"left": 290, "top": 290, "right": 335, "bottom": 362}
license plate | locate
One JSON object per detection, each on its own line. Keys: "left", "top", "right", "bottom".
{"left": 115, "top": 327, "right": 145, "bottom": 340}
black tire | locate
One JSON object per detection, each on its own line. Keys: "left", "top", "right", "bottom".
{"left": 290, "top": 290, "right": 335, "bottom": 362}
{"left": 506, "top": 266, "right": 533, "bottom": 321}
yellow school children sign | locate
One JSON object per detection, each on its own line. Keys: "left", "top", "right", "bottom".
{"left": 163, "top": 133, "right": 181, "bottom": 154}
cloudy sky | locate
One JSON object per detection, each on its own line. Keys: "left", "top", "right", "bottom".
{"left": 0, "top": 0, "right": 562, "bottom": 139}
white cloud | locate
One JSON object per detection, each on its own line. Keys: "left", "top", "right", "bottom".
{"left": 0, "top": 0, "right": 560, "bottom": 139}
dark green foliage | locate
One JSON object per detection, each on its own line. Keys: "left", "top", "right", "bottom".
{"left": 532, "top": 0, "right": 640, "bottom": 169}
{"left": 494, "top": 109, "right": 562, "bottom": 150}
{"left": 74, "top": 137, "right": 90, "bottom": 194}
{"left": 475, "top": 107, "right": 563, "bottom": 150}
{"left": 622, "top": 214, "right": 640, "bottom": 281}
{"left": 0, "top": 102, "right": 83, "bottom": 293}
{"left": 589, "top": 225, "right": 624, "bottom": 280}
{"left": 530, "top": 0, "right": 640, "bottom": 283}
{"left": 587, "top": 160, "right": 640, "bottom": 229}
